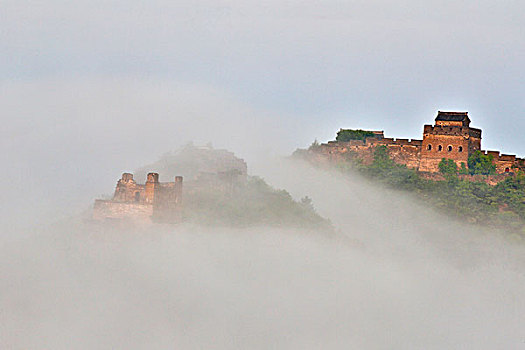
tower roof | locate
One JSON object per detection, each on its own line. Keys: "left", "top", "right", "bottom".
{"left": 435, "top": 111, "right": 470, "bottom": 122}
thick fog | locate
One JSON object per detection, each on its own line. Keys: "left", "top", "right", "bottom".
{"left": 2, "top": 155, "right": 525, "bottom": 349}
{"left": 2, "top": 1, "right": 525, "bottom": 349}
{"left": 1, "top": 78, "right": 319, "bottom": 229}
{"left": 1, "top": 82, "right": 525, "bottom": 348}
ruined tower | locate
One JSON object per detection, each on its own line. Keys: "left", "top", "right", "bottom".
{"left": 93, "top": 172, "right": 183, "bottom": 223}
{"left": 419, "top": 111, "right": 482, "bottom": 172}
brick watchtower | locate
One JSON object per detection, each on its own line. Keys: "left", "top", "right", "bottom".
{"left": 419, "top": 111, "right": 482, "bottom": 172}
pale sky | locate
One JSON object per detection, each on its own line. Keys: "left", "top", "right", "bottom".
{"left": 1, "top": 0, "right": 524, "bottom": 227}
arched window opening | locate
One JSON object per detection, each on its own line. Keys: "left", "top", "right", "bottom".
{"left": 505, "top": 168, "right": 510, "bottom": 173}
{"left": 458, "top": 146, "right": 463, "bottom": 153}
{"left": 134, "top": 192, "right": 141, "bottom": 202}
{"left": 448, "top": 145, "right": 453, "bottom": 152}
{"left": 438, "top": 145, "right": 443, "bottom": 152}
{"left": 427, "top": 144, "right": 432, "bottom": 151}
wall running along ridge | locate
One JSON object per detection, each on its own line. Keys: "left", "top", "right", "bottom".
{"left": 309, "top": 111, "right": 524, "bottom": 176}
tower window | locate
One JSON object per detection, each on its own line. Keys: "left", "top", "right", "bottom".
{"left": 438, "top": 145, "right": 443, "bottom": 152}
{"left": 505, "top": 168, "right": 510, "bottom": 173}
{"left": 448, "top": 145, "right": 453, "bottom": 152}
{"left": 427, "top": 144, "right": 432, "bottom": 151}
{"left": 458, "top": 146, "right": 463, "bottom": 152}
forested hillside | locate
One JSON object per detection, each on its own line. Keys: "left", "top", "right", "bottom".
{"left": 295, "top": 145, "right": 525, "bottom": 239}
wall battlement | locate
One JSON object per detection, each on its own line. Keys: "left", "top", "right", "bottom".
{"left": 310, "top": 111, "right": 524, "bottom": 177}
{"left": 423, "top": 124, "right": 482, "bottom": 139}
{"left": 481, "top": 151, "right": 525, "bottom": 173}
{"left": 327, "top": 138, "right": 422, "bottom": 147}
{"left": 372, "top": 138, "right": 423, "bottom": 146}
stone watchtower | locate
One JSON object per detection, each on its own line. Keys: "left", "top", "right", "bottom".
{"left": 419, "top": 111, "right": 482, "bottom": 172}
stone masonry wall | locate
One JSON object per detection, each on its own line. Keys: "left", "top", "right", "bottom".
{"left": 307, "top": 115, "right": 523, "bottom": 178}
{"left": 93, "top": 200, "right": 153, "bottom": 222}
{"left": 420, "top": 134, "right": 470, "bottom": 172}
{"left": 419, "top": 125, "right": 481, "bottom": 172}
{"left": 484, "top": 151, "right": 525, "bottom": 173}
{"left": 315, "top": 138, "right": 422, "bottom": 169}
{"left": 113, "top": 176, "right": 146, "bottom": 203}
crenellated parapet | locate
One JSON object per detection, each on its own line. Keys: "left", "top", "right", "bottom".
{"left": 423, "top": 125, "right": 481, "bottom": 139}
{"left": 371, "top": 138, "right": 423, "bottom": 146}
{"left": 481, "top": 151, "right": 525, "bottom": 173}
{"left": 315, "top": 136, "right": 423, "bottom": 169}
{"left": 307, "top": 111, "right": 523, "bottom": 179}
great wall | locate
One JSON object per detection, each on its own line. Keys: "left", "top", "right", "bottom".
{"left": 304, "top": 111, "right": 525, "bottom": 175}
{"left": 93, "top": 112, "right": 524, "bottom": 223}
{"left": 93, "top": 172, "right": 184, "bottom": 223}
{"left": 93, "top": 146, "right": 248, "bottom": 223}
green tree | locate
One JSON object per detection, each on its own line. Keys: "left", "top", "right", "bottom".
{"left": 493, "top": 172, "right": 525, "bottom": 220}
{"left": 336, "top": 129, "right": 376, "bottom": 142}
{"left": 468, "top": 151, "right": 497, "bottom": 175}
{"left": 438, "top": 158, "right": 458, "bottom": 177}
{"left": 372, "top": 146, "right": 394, "bottom": 167}
{"left": 459, "top": 162, "right": 469, "bottom": 175}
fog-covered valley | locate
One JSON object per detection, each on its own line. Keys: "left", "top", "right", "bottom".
{"left": 2, "top": 153, "right": 524, "bottom": 349}
{"left": 3, "top": 1, "right": 525, "bottom": 345}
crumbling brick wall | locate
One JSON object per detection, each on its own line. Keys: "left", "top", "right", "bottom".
{"left": 113, "top": 173, "right": 146, "bottom": 203}
{"left": 93, "top": 172, "right": 183, "bottom": 223}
